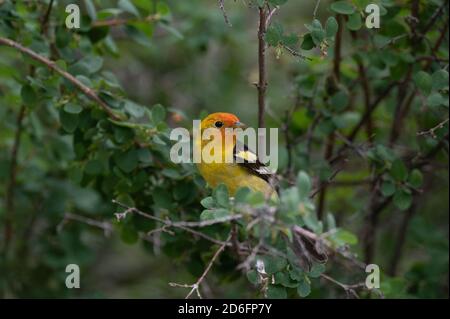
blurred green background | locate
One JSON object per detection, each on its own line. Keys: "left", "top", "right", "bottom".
{"left": 0, "top": 0, "right": 448, "bottom": 298}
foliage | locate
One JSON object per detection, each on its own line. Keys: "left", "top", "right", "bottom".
{"left": 0, "top": 0, "right": 448, "bottom": 298}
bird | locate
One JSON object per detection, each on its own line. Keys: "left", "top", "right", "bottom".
{"left": 195, "top": 113, "right": 327, "bottom": 269}
{"left": 195, "top": 112, "right": 278, "bottom": 199}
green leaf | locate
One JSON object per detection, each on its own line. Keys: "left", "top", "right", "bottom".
{"left": 59, "top": 110, "right": 79, "bottom": 133}
{"left": 381, "top": 180, "right": 396, "bottom": 197}
{"left": 297, "top": 171, "right": 311, "bottom": 198}
{"left": 21, "top": 84, "right": 37, "bottom": 106}
{"left": 330, "top": 91, "right": 349, "bottom": 111}
{"left": 246, "top": 270, "right": 260, "bottom": 285}
{"left": 200, "top": 208, "right": 229, "bottom": 220}
{"left": 213, "top": 208, "right": 231, "bottom": 219}
{"left": 346, "top": 12, "right": 362, "bottom": 30}
{"left": 161, "top": 168, "right": 181, "bottom": 179}
{"left": 121, "top": 226, "right": 138, "bottom": 244}
{"left": 393, "top": 188, "right": 413, "bottom": 210}
{"left": 390, "top": 159, "right": 408, "bottom": 181}
{"left": 289, "top": 266, "right": 304, "bottom": 281}
{"left": 262, "top": 256, "right": 287, "bottom": 274}
{"left": 413, "top": 71, "right": 432, "bottom": 95}
{"left": 308, "top": 263, "right": 325, "bottom": 278}
{"left": 326, "top": 213, "right": 336, "bottom": 230}
{"left": 200, "top": 196, "right": 215, "bottom": 209}
{"left": 124, "top": 100, "right": 145, "bottom": 118}
{"left": 408, "top": 169, "right": 423, "bottom": 189}
{"left": 213, "top": 183, "right": 229, "bottom": 208}
{"left": 85, "top": 159, "right": 103, "bottom": 175}
{"left": 152, "top": 104, "right": 166, "bottom": 124}
{"left": 427, "top": 92, "right": 446, "bottom": 108}
{"left": 137, "top": 148, "right": 153, "bottom": 163}
{"left": 64, "top": 103, "right": 83, "bottom": 114}
{"left": 158, "top": 23, "right": 184, "bottom": 40}
{"left": 431, "top": 70, "right": 449, "bottom": 91}
{"left": 297, "top": 280, "right": 311, "bottom": 297}
{"left": 274, "top": 272, "right": 299, "bottom": 288}
{"left": 325, "top": 17, "right": 338, "bottom": 38}
{"left": 282, "top": 33, "right": 298, "bottom": 47}
{"left": 256, "top": 0, "right": 266, "bottom": 7}
{"left": 301, "top": 33, "right": 315, "bottom": 50}
{"left": 332, "top": 229, "right": 358, "bottom": 245}
{"left": 330, "top": 1, "right": 355, "bottom": 15}
{"left": 114, "top": 149, "right": 138, "bottom": 173}
{"left": 311, "top": 19, "right": 325, "bottom": 45}
{"left": 266, "top": 285, "right": 287, "bottom": 299}
{"left": 268, "top": 0, "right": 288, "bottom": 6}
{"left": 83, "top": 0, "right": 97, "bottom": 20}
{"left": 200, "top": 209, "right": 215, "bottom": 220}
{"left": 118, "top": 0, "right": 140, "bottom": 17}
{"left": 71, "top": 56, "right": 103, "bottom": 75}
{"left": 266, "top": 23, "right": 283, "bottom": 46}
{"left": 116, "top": 193, "right": 135, "bottom": 207}
{"left": 235, "top": 186, "right": 251, "bottom": 203}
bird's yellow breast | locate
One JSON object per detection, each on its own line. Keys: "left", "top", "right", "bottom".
{"left": 195, "top": 124, "right": 276, "bottom": 199}
{"left": 196, "top": 161, "right": 273, "bottom": 196}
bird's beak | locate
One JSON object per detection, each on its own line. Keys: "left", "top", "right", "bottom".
{"left": 233, "top": 121, "right": 247, "bottom": 129}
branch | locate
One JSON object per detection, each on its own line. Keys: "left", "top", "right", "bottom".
{"left": 3, "top": 2, "right": 56, "bottom": 256}
{"left": 257, "top": 6, "right": 267, "bottom": 129}
{"left": 320, "top": 274, "right": 365, "bottom": 299}
{"left": 351, "top": 30, "right": 373, "bottom": 143}
{"left": 265, "top": 6, "right": 279, "bottom": 28}
{"left": 332, "top": 15, "right": 342, "bottom": 82}
{"left": 330, "top": 82, "right": 397, "bottom": 165}
{"left": 92, "top": 14, "right": 160, "bottom": 27}
{"left": 417, "top": 118, "right": 449, "bottom": 138}
{"left": 40, "top": 0, "right": 54, "bottom": 35}
{"left": 292, "top": 225, "right": 366, "bottom": 270}
{"left": 2, "top": 104, "right": 26, "bottom": 256}
{"left": 218, "top": 0, "right": 232, "bottom": 27}
{"left": 310, "top": 162, "right": 347, "bottom": 199}
{"left": 282, "top": 44, "right": 310, "bottom": 60}
{"left": 0, "top": 37, "right": 122, "bottom": 121}
{"left": 422, "top": 1, "right": 449, "bottom": 35}
{"left": 112, "top": 200, "right": 238, "bottom": 246}
{"left": 170, "top": 234, "right": 232, "bottom": 299}
{"left": 388, "top": 199, "right": 418, "bottom": 276}
{"left": 316, "top": 13, "right": 343, "bottom": 219}
{"left": 57, "top": 213, "right": 113, "bottom": 237}
{"left": 313, "top": 0, "right": 321, "bottom": 18}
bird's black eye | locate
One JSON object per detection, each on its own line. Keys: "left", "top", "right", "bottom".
{"left": 215, "top": 121, "right": 224, "bottom": 128}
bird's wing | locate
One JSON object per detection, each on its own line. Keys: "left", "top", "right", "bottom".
{"left": 233, "top": 141, "right": 277, "bottom": 186}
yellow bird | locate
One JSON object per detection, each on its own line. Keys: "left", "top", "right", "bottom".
{"left": 196, "top": 112, "right": 277, "bottom": 199}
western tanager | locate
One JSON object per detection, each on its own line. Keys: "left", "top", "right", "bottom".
{"left": 196, "top": 113, "right": 326, "bottom": 269}
{"left": 196, "top": 112, "right": 277, "bottom": 198}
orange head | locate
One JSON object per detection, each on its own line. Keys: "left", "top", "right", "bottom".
{"left": 200, "top": 112, "right": 246, "bottom": 132}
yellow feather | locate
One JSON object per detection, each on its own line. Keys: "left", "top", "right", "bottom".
{"left": 196, "top": 113, "right": 277, "bottom": 199}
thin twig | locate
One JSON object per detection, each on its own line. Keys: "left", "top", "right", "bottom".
{"left": 320, "top": 274, "right": 364, "bottom": 299}
{"left": 0, "top": 37, "right": 122, "bottom": 120}
{"left": 310, "top": 162, "right": 347, "bottom": 198}
{"left": 218, "top": 0, "right": 232, "bottom": 27}
{"left": 112, "top": 200, "right": 238, "bottom": 246}
{"left": 265, "top": 6, "right": 279, "bottom": 28}
{"left": 293, "top": 225, "right": 366, "bottom": 270}
{"left": 2, "top": 105, "right": 26, "bottom": 256}
{"left": 257, "top": 6, "right": 267, "bottom": 129}
{"left": 57, "top": 213, "right": 113, "bottom": 236}
{"left": 313, "top": 0, "right": 321, "bottom": 18}
{"left": 40, "top": 0, "right": 54, "bottom": 35}
{"left": 170, "top": 234, "right": 232, "bottom": 299}
{"left": 92, "top": 14, "right": 160, "bottom": 27}
{"left": 417, "top": 118, "right": 449, "bottom": 138}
